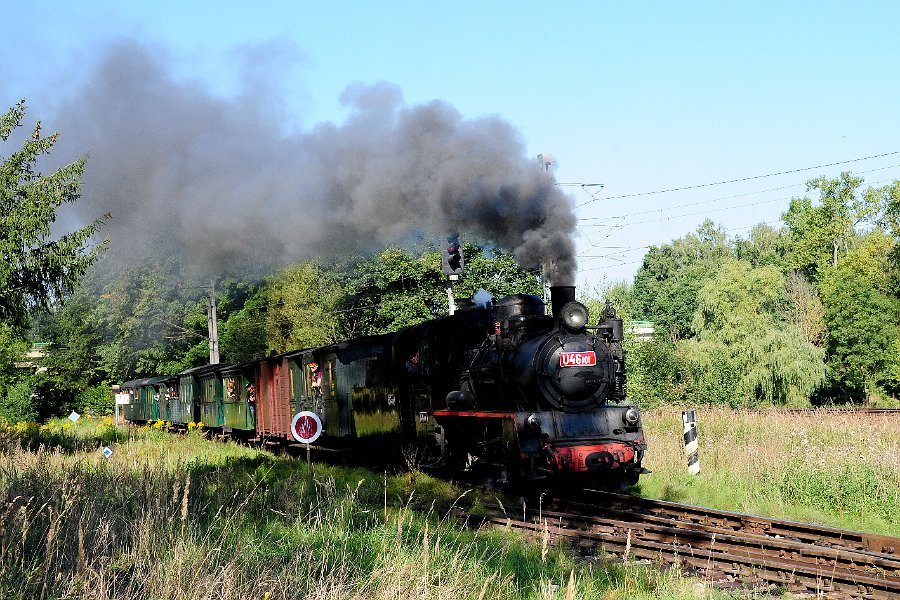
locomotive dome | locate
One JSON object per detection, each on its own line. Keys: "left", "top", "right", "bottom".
{"left": 493, "top": 294, "right": 545, "bottom": 321}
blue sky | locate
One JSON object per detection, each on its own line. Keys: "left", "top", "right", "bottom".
{"left": 3, "top": 1, "right": 900, "bottom": 287}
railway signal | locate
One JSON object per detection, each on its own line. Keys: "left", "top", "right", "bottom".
{"left": 441, "top": 233, "right": 464, "bottom": 276}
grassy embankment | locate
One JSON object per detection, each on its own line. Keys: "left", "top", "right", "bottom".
{"left": 638, "top": 407, "right": 900, "bottom": 536}
{"left": 0, "top": 417, "right": 711, "bottom": 600}
{"left": 1, "top": 409, "right": 897, "bottom": 599}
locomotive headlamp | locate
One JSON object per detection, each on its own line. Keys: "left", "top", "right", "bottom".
{"left": 560, "top": 301, "right": 589, "bottom": 331}
{"left": 624, "top": 407, "right": 640, "bottom": 426}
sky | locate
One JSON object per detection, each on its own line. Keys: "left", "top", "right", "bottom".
{"left": 3, "top": 1, "right": 900, "bottom": 289}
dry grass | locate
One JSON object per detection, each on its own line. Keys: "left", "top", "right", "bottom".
{"left": 638, "top": 407, "right": 900, "bottom": 535}
{"left": 0, "top": 422, "right": 732, "bottom": 600}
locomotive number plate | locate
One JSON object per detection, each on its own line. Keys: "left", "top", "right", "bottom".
{"left": 560, "top": 351, "right": 596, "bottom": 367}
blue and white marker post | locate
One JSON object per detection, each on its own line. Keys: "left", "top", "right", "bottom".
{"left": 682, "top": 409, "right": 700, "bottom": 475}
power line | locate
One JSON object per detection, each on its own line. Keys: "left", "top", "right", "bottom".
{"left": 572, "top": 151, "right": 900, "bottom": 209}
{"left": 578, "top": 162, "right": 900, "bottom": 223}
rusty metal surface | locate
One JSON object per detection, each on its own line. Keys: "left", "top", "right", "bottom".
{"left": 577, "top": 489, "right": 899, "bottom": 556}
{"left": 464, "top": 492, "right": 900, "bottom": 599}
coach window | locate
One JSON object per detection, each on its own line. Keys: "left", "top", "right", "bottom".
{"left": 326, "top": 360, "right": 336, "bottom": 397}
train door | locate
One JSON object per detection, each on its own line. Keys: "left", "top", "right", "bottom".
{"left": 177, "top": 374, "right": 200, "bottom": 425}
{"left": 200, "top": 373, "right": 224, "bottom": 427}
{"left": 296, "top": 352, "right": 328, "bottom": 432}
{"left": 273, "top": 357, "right": 292, "bottom": 438}
{"left": 222, "top": 370, "right": 254, "bottom": 432}
{"left": 394, "top": 334, "right": 436, "bottom": 443}
{"left": 255, "top": 361, "right": 273, "bottom": 437}
{"left": 165, "top": 382, "right": 177, "bottom": 422}
{"left": 322, "top": 352, "right": 341, "bottom": 437}
{"left": 412, "top": 339, "right": 436, "bottom": 439}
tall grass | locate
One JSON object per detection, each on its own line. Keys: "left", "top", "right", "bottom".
{"left": 638, "top": 407, "right": 900, "bottom": 535}
{"left": 0, "top": 421, "right": 719, "bottom": 600}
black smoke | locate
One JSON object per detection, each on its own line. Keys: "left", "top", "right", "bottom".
{"left": 54, "top": 40, "right": 577, "bottom": 284}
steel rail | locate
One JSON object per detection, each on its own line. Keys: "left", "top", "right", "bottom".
{"left": 575, "top": 490, "right": 899, "bottom": 556}
{"left": 468, "top": 510, "right": 900, "bottom": 599}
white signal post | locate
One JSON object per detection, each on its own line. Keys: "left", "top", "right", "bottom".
{"left": 447, "top": 274, "right": 458, "bottom": 316}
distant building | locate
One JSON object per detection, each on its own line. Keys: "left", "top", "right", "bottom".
{"left": 15, "top": 342, "right": 51, "bottom": 373}
{"left": 628, "top": 321, "right": 655, "bottom": 342}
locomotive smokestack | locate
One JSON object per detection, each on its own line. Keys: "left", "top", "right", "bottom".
{"left": 549, "top": 285, "right": 576, "bottom": 318}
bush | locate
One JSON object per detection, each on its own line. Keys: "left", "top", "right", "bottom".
{"left": 0, "top": 379, "right": 37, "bottom": 422}
{"left": 625, "top": 338, "right": 683, "bottom": 407}
{"left": 77, "top": 383, "right": 113, "bottom": 415}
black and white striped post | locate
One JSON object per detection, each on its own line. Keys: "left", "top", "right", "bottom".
{"left": 682, "top": 410, "right": 700, "bottom": 475}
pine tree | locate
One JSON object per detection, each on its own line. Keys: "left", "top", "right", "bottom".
{"left": 0, "top": 100, "right": 106, "bottom": 329}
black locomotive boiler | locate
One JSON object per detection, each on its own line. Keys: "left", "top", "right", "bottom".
{"left": 397, "top": 285, "right": 648, "bottom": 486}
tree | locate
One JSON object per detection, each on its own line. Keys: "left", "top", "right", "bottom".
{"left": 632, "top": 220, "right": 733, "bottom": 341}
{"left": 734, "top": 223, "right": 790, "bottom": 269}
{"left": 784, "top": 270, "right": 826, "bottom": 347}
{"left": 0, "top": 323, "right": 31, "bottom": 421}
{"left": 344, "top": 244, "right": 542, "bottom": 337}
{"left": 782, "top": 172, "right": 883, "bottom": 277}
{"left": 817, "top": 231, "right": 900, "bottom": 401}
{"left": 218, "top": 286, "right": 268, "bottom": 364}
{"left": 681, "top": 259, "right": 825, "bottom": 406}
{"left": 266, "top": 261, "right": 346, "bottom": 352}
{"left": 1, "top": 100, "right": 105, "bottom": 331}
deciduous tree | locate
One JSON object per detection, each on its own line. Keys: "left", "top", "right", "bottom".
{"left": 783, "top": 172, "right": 883, "bottom": 277}
{"left": 632, "top": 220, "right": 733, "bottom": 341}
{"left": 817, "top": 231, "right": 900, "bottom": 401}
{"left": 681, "top": 259, "right": 825, "bottom": 406}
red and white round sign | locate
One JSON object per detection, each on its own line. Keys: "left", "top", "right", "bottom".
{"left": 291, "top": 411, "right": 323, "bottom": 444}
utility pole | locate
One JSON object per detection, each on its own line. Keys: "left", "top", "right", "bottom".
{"left": 206, "top": 280, "right": 220, "bottom": 364}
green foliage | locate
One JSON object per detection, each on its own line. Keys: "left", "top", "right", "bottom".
{"left": 784, "top": 270, "right": 826, "bottom": 346}
{"left": 91, "top": 259, "right": 204, "bottom": 379}
{"left": 0, "top": 379, "right": 36, "bottom": 423}
{"left": 0, "top": 100, "right": 106, "bottom": 331}
{"left": 775, "top": 460, "right": 900, "bottom": 524}
{"left": 266, "top": 261, "right": 346, "bottom": 352}
{"left": 0, "top": 324, "right": 31, "bottom": 421}
{"left": 734, "top": 223, "right": 790, "bottom": 269}
{"left": 219, "top": 286, "right": 268, "bottom": 363}
{"left": 782, "top": 172, "right": 883, "bottom": 277}
{"left": 680, "top": 259, "right": 825, "bottom": 406}
{"left": 632, "top": 220, "right": 733, "bottom": 341}
{"left": 76, "top": 383, "right": 113, "bottom": 415}
{"left": 0, "top": 431, "right": 698, "bottom": 599}
{"left": 345, "top": 246, "right": 445, "bottom": 336}
{"left": 0, "top": 323, "right": 28, "bottom": 386}
{"left": 817, "top": 232, "right": 900, "bottom": 400}
{"left": 345, "top": 244, "right": 540, "bottom": 337}
{"left": 579, "top": 281, "right": 634, "bottom": 324}
{"left": 449, "top": 244, "right": 542, "bottom": 300}
{"left": 639, "top": 407, "right": 900, "bottom": 536}
{"left": 624, "top": 338, "right": 683, "bottom": 408}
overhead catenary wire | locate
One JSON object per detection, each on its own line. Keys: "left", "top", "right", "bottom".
{"left": 570, "top": 150, "right": 900, "bottom": 209}
{"left": 574, "top": 169, "right": 900, "bottom": 254}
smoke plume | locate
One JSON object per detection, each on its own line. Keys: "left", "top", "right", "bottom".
{"left": 54, "top": 40, "right": 578, "bottom": 284}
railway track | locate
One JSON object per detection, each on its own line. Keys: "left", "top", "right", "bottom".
{"left": 464, "top": 490, "right": 900, "bottom": 599}
{"left": 750, "top": 407, "right": 900, "bottom": 415}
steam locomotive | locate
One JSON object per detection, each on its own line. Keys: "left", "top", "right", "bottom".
{"left": 121, "top": 285, "right": 648, "bottom": 487}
